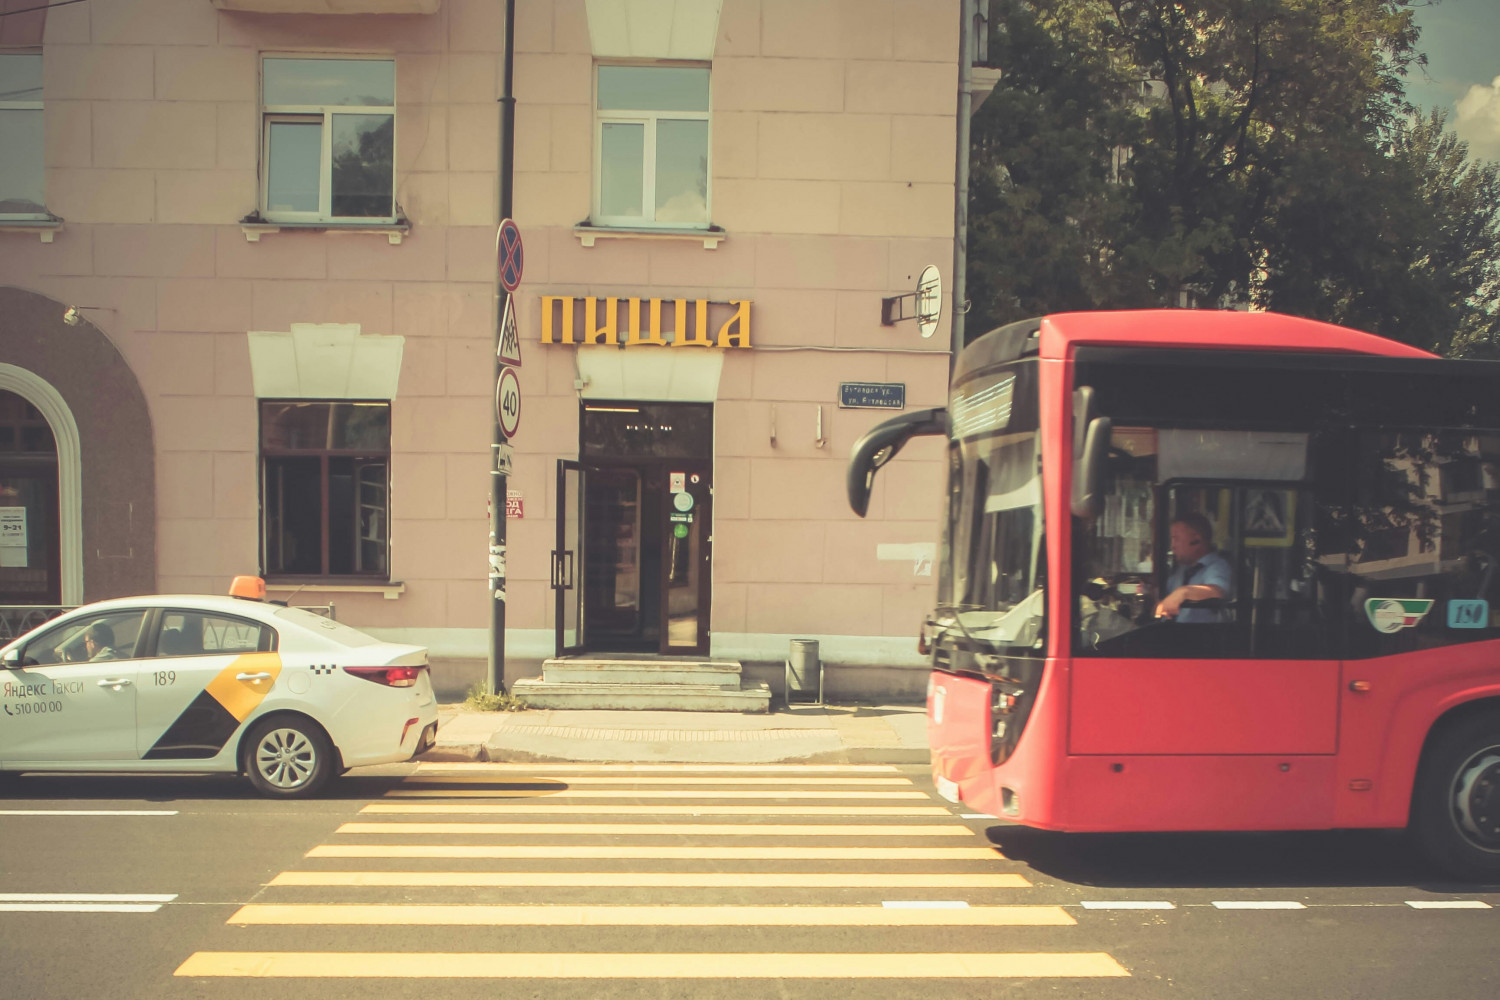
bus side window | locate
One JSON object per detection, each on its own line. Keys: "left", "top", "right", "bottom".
{"left": 1336, "top": 430, "right": 1500, "bottom": 657}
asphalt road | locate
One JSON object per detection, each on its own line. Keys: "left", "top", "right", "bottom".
{"left": 1, "top": 763, "right": 1496, "bottom": 999}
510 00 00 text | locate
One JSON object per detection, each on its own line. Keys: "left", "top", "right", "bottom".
{"left": 4, "top": 700, "right": 64, "bottom": 715}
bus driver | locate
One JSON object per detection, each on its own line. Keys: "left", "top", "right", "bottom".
{"left": 1155, "top": 512, "right": 1232, "bottom": 622}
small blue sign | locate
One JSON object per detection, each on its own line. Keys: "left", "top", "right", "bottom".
{"left": 1447, "top": 599, "right": 1489, "bottom": 629}
{"left": 839, "top": 382, "right": 906, "bottom": 409}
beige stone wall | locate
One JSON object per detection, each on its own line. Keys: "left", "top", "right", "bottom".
{"left": 0, "top": 0, "right": 957, "bottom": 647}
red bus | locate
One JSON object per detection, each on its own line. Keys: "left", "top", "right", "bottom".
{"left": 848, "top": 310, "right": 1500, "bottom": 879}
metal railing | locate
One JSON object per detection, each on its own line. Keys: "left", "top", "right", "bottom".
{"left": 0, "top": 606, "right": 76, "bottom": 642}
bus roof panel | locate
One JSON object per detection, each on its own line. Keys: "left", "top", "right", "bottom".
{"left": 1037, "top": 310, "right": 1436, "bottom": 362}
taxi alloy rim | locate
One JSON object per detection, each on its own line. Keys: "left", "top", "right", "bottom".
{"left": 1452, "top": 744, "right": 1500, "bottom": 853}
{"left": 255, "top": 727, "right": 318, "bottom": 789}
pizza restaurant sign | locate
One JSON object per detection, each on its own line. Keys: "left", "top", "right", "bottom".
{"left": 541, "top": 296, "right": 751, "bottom": 348}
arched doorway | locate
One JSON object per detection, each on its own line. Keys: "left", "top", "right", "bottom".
{"left": 0, "top": 287, "right": 154, "bottom": 605}
{"left": 0, "top": 388, "right": 62, "bottom": 606}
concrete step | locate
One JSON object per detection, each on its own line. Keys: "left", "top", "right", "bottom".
{"left": 541, "top": 658, "right": 743, "bottom": 688}
{"left": 512, "top": 678, "right": 772, "bottom": 713}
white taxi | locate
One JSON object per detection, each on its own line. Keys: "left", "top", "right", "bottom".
{"left": 0, "top": 577, "right": 438, "bottom": 797}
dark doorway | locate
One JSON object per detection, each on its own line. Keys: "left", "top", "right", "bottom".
{"left": 559, "top": 401, "right": 712, "bottom": 656}
{"left": 0, "top": 389, "right": 61, "bottom": 606}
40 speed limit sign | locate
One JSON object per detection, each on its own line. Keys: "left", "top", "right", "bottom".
{"left": 496, "top": 367, "right": 521, "bottom": 438}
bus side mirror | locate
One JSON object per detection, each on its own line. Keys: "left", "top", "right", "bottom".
{"left": 846, "top": 407, "right": 948, "bottom": 517}
{"left": 1071, "top": 416, "right": 1111, "bottom": 519}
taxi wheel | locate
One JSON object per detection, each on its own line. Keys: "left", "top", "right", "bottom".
{"left": 242, "top": 716, "right": 334, "bottom": 798}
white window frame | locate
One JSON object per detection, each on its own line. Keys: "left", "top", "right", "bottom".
{"left": 259, "top": 54, "right": 397, "bottom": 225}
{"left": 592, "top": 62, "right": 711, "bottom": 230}
{"left": 0, "top": 50, "right": 47, "bottom": 221}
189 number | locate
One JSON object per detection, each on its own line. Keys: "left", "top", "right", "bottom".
{"left": 152, "top": 670, "right": 177, "bottom": 686}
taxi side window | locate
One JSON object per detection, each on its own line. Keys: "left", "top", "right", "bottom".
{"left": 158, "top": 612, "right": 275, "bottom": 657}
{"left": 21, "top": 610, "right": 150, "bottom": 666}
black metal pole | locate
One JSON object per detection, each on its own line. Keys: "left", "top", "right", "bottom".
{"left": 951, "top": 0, "right": 974, "bottom": 375}
{"left": 489, "top": 0, "right": 517, "bottom": 694}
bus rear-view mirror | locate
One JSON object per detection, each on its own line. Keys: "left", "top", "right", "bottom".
{"left": 1071, "top": 385, "right": 1111, "bottom": 519}
{"left": 846, "top": 407, "right": 948, "bottom": 517}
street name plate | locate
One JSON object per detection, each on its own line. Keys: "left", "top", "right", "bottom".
{"left": 839, "top": 382, "right": 906, "bottom": 409}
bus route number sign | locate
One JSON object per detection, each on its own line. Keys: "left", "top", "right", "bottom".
{"left": 496, "top": 367, "right": 521, "bottom": 438}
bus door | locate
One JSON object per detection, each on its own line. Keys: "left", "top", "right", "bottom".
{"left": 1070, "top": 434, "right": 1342, "bottom": 757}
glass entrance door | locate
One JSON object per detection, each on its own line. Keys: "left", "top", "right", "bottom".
{"left": 661, "top": 464, "right": 711, "bottom": 654}
{"left": 552, "top": 460, "right": 586, "bottom": 656}
{"left": 578, "top": 402, "right": 713, "bottom": 656}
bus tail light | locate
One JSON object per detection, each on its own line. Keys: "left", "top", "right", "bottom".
{"left": 345, "top": 665, "right": 426, "bottom": 688}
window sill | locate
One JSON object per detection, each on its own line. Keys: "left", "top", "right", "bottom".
{"left": 0, "top": 217, "right": 64, "bottom": 243}
{"left": 574, "top": 223, "right": 725, "bottom": 250}
{"left": 241, "top": 217, "right": 410, "bottom": 245}
{"left": 266, "top": 581, "right": 406, "bottom": 601}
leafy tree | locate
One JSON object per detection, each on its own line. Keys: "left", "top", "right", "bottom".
{"left": 966, "top": 0, "right": 1500, "bottom": 354}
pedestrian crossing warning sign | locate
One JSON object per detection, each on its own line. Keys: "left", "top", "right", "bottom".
{"left": 497, "top": 298, "right": 522, "bottom": 367}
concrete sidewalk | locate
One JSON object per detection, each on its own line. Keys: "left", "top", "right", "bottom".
{"left": 426, "top": 703, "right": 930, "bottom": 765}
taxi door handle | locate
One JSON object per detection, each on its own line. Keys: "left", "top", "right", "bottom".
{"left": 236, "top": 672, "right": 273, "bottom": 682}
{"left": 97, "top": 678, "right": 131, "bottom": 688}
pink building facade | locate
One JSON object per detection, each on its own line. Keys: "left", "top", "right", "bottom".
{"left": 0, "top": 0, "right": 957, "bottom": 698}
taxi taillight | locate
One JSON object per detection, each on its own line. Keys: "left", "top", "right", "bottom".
{"left": 345, "top": 665, "right": 426, "bottom": 688}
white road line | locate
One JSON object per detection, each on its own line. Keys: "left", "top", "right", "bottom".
{"left": 415, "top": 763, "right": 901, "bottom": 773}
{"left": 882, "top": 901, "right": 971, "bottom": 909}
{"left": 0, "top": 893, "right": 178, "bottom": 902}
{"left": 401, "top": 776, "right": 916, "bottom": 786}
{"left": 0, "top": 893, "right": 177, "bottom": 914}
{"left": 0, "top": 810, "right": 179, "bottom": 816}
{"left": 959, "top": 814, "right": 996, "bottom": 819}
{"left": 1211, "top": 901, "right": 1306, "bottom": 910}
{"left": 1405, "top": 900, "right": 1493, "bottom": 909}
{"left": 362, "top": 803, "right": 951, "bottom": 817}
{"left": 1080, "top": 901, "right": 1176, "bottom": 910}
{"left": 383, "top": 790, "right": 931, "bottom": 800}
{"left": 0, "top": 903, "right": 166, "bottom": 913}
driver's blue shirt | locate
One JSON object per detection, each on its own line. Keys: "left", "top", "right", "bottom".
{"left": 1167, "top": 549, "right": 1232, "bottom": 623}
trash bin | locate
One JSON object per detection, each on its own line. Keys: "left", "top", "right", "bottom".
{"left": 785, "top": 639, "right": 822, "bottom": 704}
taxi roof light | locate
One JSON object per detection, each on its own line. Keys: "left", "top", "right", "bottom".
{"left": 229, "top": 575, "right": 267, "bottom": 601}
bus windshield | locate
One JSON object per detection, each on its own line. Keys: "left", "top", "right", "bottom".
{"left": 938, "top": 362, "right": 1045, "bottom": 654}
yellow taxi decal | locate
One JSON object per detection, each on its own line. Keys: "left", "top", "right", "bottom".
{"left": 204, "top": 652, "right": 284, "bottom": 723}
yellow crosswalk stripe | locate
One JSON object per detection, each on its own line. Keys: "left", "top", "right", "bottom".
{"left": 336, "top": 821, "right": 973, "bottom": 837}
{"left": 228, "top": 903, "right": 1072, "bottom": 926}
{"left": 361, "top": 803, "right": 953, "bottom": 816}
{"left": 414, "top": 763, "right": 903, "bottom": 773}
{"left": 399, "top": 775, "right": 916, "bottom": 786}
{"left": 382, "top": 789, "right": 932, "bottom": 799}
{"left": 176, "top": 951, "right": 1128, "bottom": 978}
{"left": 266, "top": 871, "right": 1032, "bottom": 888}
{"left": 307, "top": 844, "right": 1004, "bottom": 860}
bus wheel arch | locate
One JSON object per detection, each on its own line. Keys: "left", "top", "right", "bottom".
{"left": 1410, "top": 700, "right": 1500, "bottom": 880}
